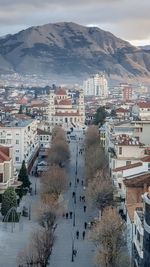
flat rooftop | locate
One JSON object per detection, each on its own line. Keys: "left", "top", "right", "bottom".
{"left": 3, "top": 119, "right": 34, "bottom": 128}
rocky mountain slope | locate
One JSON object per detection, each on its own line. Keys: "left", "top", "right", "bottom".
{"left": 0, "top": 22, "right": 150, "bottom": 82}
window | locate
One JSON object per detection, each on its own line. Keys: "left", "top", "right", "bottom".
{"left": 0, "top": 173, "right": 3, "bottom": 183}
{"left": 16, "top": 150, "right": 19, "bottom": 153}
{"left": 16, "top": 140, "right": 19, "bottom": 144}
{"left": 126, "top": 161, "right": 131, "bottom": 166}
{"left": 137, "top": 230, "right": 140, "bottom": 242}
{"left": 15, "top": 157, "right": 19, "bottom": 162}
{"left": 134, "top": 225, "right": 137, "bottom": 235}
{"left": 118, "top": 183, "right": 122, "bottom": 189}
{"left": 119, "top": 147, "right": 122, "bottom": 155}
{"left": 0, "top": 139, "right": 5, "bottom": 144}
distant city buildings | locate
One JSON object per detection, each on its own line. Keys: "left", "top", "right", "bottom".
{"left": 83, "top": 73, "right": 108, "bottom": 98}
{"left": 121, "top": 83, "right": 133, "bottom": 101}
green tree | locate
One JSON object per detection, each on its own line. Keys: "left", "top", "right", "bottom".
{"left": 18, "top": 160, "right": 31, "bottom": 189}
{"left": 94, "top": 107, "right": 107, "bottom": 126}
{"left": 18, "top": 105, "right": 23, "bottom": 114}
{"left": 1, "top": 187, "right": 17, "bottom": 216}
{"left": 110, "top": 109, "right": 117, "bottom": 117}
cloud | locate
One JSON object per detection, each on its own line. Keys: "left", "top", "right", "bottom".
{"left": 0, "top": 0, "right": 149, "bottom": 44}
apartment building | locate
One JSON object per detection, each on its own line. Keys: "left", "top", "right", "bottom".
{"left": 132, "top": 102, "right": 150, "bottom": 120}
{"left": 83, "top": 73, "right": 108, "bottom": 97}
{"left": 0, "top": 146, "right": 21, "bottom": 195}
{"left": 0, "top": 118, "right": 39, "bottom": 170}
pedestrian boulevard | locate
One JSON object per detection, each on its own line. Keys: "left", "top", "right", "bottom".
{"left": 50, "top": 133, "right": 97, "bottom": 267}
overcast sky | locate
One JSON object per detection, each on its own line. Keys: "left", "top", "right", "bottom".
{"left": 0, "top": 0, "right": 150, "bottom": 46}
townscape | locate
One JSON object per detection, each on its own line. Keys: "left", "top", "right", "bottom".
{"left": 0, "top": 76, "right": 149, "bottom": 267}
{"left": 0, "top": 1, "right": 150, "bottom": 267}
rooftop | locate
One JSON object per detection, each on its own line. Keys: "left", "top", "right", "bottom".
{"left": 115, "top": 135, "right": 142, "bottom": 146}
{"left": 113, "top": 162, "right": 142, "bottom": 172}
{"left": 2, "top": 119, "right": 34, "bottom": 128}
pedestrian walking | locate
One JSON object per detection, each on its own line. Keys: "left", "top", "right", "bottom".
{"left": 77, "top": 178, "right": 79, "bottom": 183}
{"left": 82, "top": 196, "right": 85, "bottom": 202}
{"left": 76, "top": 230, "right": 79, "bottom": 239}
{"left": 66, "top": 212, "right": 68, "bottom": 219}
{"left": 84, "top": 222, "right": 87, "bottom": 229}
{"left": 72, "top": 191, "right": 75, "bottom": 198}
{"left": 79, "top": 196, "right": 82, "bottom": 202}
{"left": 69, "top": 211, "right": 73, "bottom": 219}
{"left": 69, "top": 181, "right": 72, "bottom": 187}
{"left": 82, "top": 231, "right": 85, "bottom": 240}
{"left": 81, "top": 180, "right": 84, "bottom": 186}
{"left": 73, "top": 249, "right": 77, "bottom": 256}
{"left": 84, "top": 205, "right": 86, "bottom": 212}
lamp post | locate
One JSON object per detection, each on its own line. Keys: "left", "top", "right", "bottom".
{"left": 73, "top": 210, "right": 76, "bottom": 227}
{"left": 71, "top": 234, "right": 75, "bottom": 262}
{"left": 28, "top": 202, "right": 31, "bottom": 221}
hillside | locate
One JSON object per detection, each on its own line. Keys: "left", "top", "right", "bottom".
{"left": 0, "top": 22, "right": 150, "bottom": 82}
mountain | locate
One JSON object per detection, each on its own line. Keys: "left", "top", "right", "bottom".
{"left": 140, "top": 45, "right": 150, "bottom": 51}
{"left": 0, "top": 22, "right": 150, "bottom": 83}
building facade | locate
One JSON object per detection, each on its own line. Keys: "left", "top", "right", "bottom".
{"left": 0, "top": 119, "right": 39, "bottom": 170}
{"left": 0, "top": 146, "right": 21, "bottom": 194}
{"left": 48, "top": 88, "right": 85, "bottom": 129}
{"left": 83, "top": 73, "right": 108, "bottom": 97}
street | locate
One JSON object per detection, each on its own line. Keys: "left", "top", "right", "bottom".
{"left": 50, "top": 130, "right": 97, "bottom": 267}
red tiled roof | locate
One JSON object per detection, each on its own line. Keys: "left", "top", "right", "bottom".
{"left": 31, "top": 103, "right": 48, "bottom": 108}
{"left": 138, "top": 102, "right": 150, "bottom": 108}
{"left": 58, "top": 99, "right": 72, "bottom": 105}
{"left": 113, "top": 162, "right": 142, "bottom": 172}
{"left": 141, "top": 155, "right": 150, "bottom": 162}
{"left": 0, "top": 146, "right": 10, "bottom": 157}
{"left": 0, "top": 122, "right": 4, "bottom": 127}
{"left": 116, "top": 108, "right": 129, "bottom": 113}
{"left": 56, "top": 89, "right": 67, "bottom": 96}
{"left": 0, "top": 147, "right": 11, "bottom": 162}
{"left": 55, "top": 112, "right": 80, "bottom": 116}
{"left": 123, "top": 172, "right": 150, "bottom": 187}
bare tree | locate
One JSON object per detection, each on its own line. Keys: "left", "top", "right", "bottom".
{"left": 48, "top": 139, "right": 70, "bottom": 166}
{"left": 41, "top": 165, "right": 68, "bottom": 198}
{"left": 18, "top": 242, "right": 36, "bottom": 266}
{"left": 38, "top": 204, "right": 57, "bottom": 231}
{"left": 18, "top": 228, "right": 55, "bottom": 267}
{"left": 85, "top": 125, "right": 99, "bottom": 148}
{"left": 32, "top": 229, "right": 55, "bottom": 267}
{"left": 85, "top": 144, "right": 107, "bottom": 182}
{"left": 52, "top": 126, "right": 66, "bottom": 141}
{"left": 87, "top": 171, "right": 114, "bottom": 211}
{"left": 90, "top": 206, "right": 128, "bottom": 267}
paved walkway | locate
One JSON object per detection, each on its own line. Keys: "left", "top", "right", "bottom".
{"left": 0, "top": 175, "right": 41, "bottom": 267}
{"left": 50, "top": 131, "right": 97, "bottom": 267}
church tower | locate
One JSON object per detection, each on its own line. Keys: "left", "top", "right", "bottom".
{"left": 78, "top": 90, "right": 85, "bottom": 125}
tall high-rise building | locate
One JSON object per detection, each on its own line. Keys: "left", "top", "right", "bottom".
{"left": 121, "top": 83, "right": 132, "bottom": 101}
{"left": 83, "top": 73, "right": 108, "bottom": 97}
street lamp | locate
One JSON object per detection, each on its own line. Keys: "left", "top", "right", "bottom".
{"left": 28, "top": 201, "right": 31, "bottom": 220}
{"left": 73, "top": 210, "right": 76, "bottom": 227}
{"left": 71, "top": 234, "right": 75, "bottom": 262}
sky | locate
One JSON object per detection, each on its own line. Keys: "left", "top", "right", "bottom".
{"left": 0, "top": 0, "right": 150, "bottom": 46}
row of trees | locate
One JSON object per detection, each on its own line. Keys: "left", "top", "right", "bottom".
{"left": 85, "top": 126, "right": 129, "bottom": 267}
{"left": 18, "top": 126, "right": 69, "bottom": 267}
